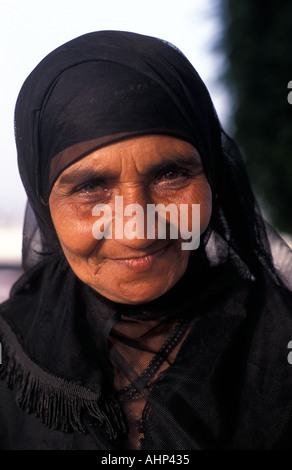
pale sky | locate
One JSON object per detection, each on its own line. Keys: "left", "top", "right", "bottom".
{"left": 0, "top": 0, "right": 228, "bottom": 262}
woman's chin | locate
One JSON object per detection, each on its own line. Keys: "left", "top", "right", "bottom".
{"left": 91, "top": 281, "right": 172, "bottom": 305}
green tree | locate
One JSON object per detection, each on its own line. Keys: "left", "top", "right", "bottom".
{"left": 219, "top": 0, "right": 292, "bottom": 234}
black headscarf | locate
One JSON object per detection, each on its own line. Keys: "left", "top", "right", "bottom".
{"left": 14, "top": 30, "right": 287, "bottom": 285}
{"left": 0, "top": 31, "right": 291, "bottom": 450}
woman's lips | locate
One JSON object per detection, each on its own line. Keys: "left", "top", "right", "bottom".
{"left": 112, "top": 246, "right": 169, "bottom": 272}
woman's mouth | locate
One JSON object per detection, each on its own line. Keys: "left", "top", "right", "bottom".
{"left": 112, "top": 246, "right": 169, "bottom": 273}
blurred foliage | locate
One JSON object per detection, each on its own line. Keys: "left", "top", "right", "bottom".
{"left": 218, "top": 0, "right": 292, "bottom": 234}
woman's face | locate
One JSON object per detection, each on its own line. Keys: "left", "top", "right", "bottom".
{"left": 49, "top": 135, "right": 212, "bottom": 304}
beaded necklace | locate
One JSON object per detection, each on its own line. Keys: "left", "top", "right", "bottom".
{"left": 119, "top": 318, "right": 189, "bottom": 400}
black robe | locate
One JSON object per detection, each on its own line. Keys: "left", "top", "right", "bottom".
{"left": 1, "top": 254, "right": 291, "bottom": 450}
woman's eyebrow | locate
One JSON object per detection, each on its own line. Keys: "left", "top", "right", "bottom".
{"left": 147, "top": 153, "right": 202, "bottom": 174}
{"left": 58, "top": 168, "right": 115, "bottom": 186}
{"left": 57, "top": 152, "right": 201, "bottom": 186}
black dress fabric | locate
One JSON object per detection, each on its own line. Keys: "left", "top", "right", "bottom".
{"left": 0, "top": 31, "right": 291, "bottom": 450}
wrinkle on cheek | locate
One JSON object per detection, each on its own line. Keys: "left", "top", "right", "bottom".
{"left": 62, "top": 229, "right": 99, "bottom": 257}
{"left": 66, "top": 261, "right": 105, "bottom": 296}
{"left": 185, "top": 179, "right": 212, "bottom": 235}
{"left": 61, "top": 239, "right": 104, "bottom": 279}
{"left": 50, "top": 199, "right": 98, "bottom": 257}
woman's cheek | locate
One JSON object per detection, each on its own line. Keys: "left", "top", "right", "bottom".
{"left": 177, "top": 179, "right": 212, "bottom": 236}
{"left": 197, "top": 183, "right": 212, "bottom": 234}
{"left": 52, "top": 202, "right": 98, "bottom": 256}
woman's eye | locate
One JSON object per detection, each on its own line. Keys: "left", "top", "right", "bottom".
{"left": 74, "top": 180, "right": 107, "bottom": 195}
{"left": 154, "top": 168, "right": 189, "bottom": 185}
{"left": 163, "top": 170, "right": 184, "bottom": 180}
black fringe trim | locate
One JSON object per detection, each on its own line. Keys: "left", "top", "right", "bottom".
{"left": 0, "top": 315, "right": 126, "bottom": 440}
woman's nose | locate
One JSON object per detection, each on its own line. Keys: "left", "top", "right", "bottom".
{"left": 113, "top": 184, "right": 154, "bottom": 248}
{"left": 119, "top": 183, "right": 149, "bottom": 208}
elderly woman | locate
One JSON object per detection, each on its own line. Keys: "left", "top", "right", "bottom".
{"left": 0, "top": 31, "right": 291, "bottom": 450}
